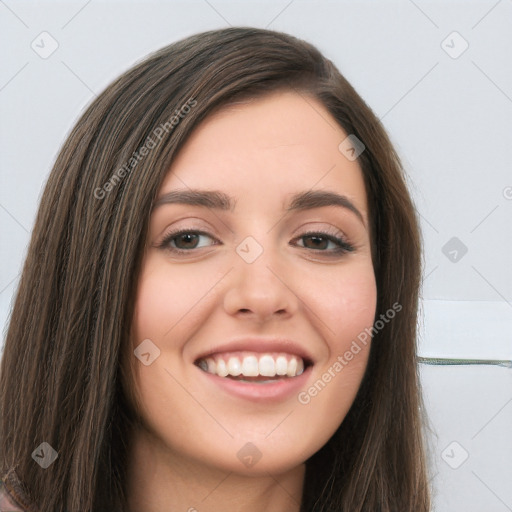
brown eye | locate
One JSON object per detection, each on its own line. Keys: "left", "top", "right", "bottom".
{"left": 159, "top": 230, "right": 219, "bottom": 253}
{"left": 301, "top": 235, "right": 330, "bottom": 250}
{"left": 292, "top": 231, "right": 355, "bottom": 255}
{"left": 173, "top": 233, "right": 201, "bottom": 249}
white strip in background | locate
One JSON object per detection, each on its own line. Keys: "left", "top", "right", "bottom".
{"left": 418, "top": 299, "right": 512, "bottom": 360}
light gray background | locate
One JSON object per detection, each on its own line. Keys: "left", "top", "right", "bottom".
{"left": 1, "top": 1, "right": 511, "bottom": 510}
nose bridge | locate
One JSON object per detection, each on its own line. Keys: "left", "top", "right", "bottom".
{"left": 236, "top": 234, "right": 285, "bottom": 293}
{"left": 223, "top": 234, "right": 298, "bottom": 318}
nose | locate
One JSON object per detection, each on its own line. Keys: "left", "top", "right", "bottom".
{"left": 222, "top": 249, "right": 299, "bottom": 322}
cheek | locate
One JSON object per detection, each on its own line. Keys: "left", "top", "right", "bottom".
{"left": 309, "top": 264, "right": 377, "bottom": 353}
{"left": 131, "top": 256, "right": 215, "bottom": 343}
{"left": 129, "top": 259, "right": 214, "bottom": 434}
{"left": 297, "top": 266, "right": 376, "bottom": 430}
{"left": 332, "top": 277, "right": 377, "bottom": 351}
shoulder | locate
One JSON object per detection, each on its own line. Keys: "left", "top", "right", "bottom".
{"left": 0, "top": 482, "right": 26, "bottom": 512}
{"left": 0, "top": 469, "right": 38, "bottom": 512}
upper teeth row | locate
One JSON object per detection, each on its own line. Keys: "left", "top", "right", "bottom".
{"left": 198, "top": 354, "right": 305, "bottom": 378}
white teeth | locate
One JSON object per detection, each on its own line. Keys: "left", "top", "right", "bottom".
{"left": 227, "top": 357, "right": 242, "bottom": 376}
{"left": 197, "top": 353, "right": 307, "bottom": 378}
{"left": 286, "top": 357, "right": 297, "bottom": 377}
{"left": 207, "top": 358, "right": 216, "bottom": 374}
{"left": 296, "top": 358, "right": 304, "bottom": 376}
{"left": 259, "top": 355, "right": 276, "bottom": 377}
{"left": 275, "top": 356, "right": 288, "bottom": 375}
{"left": 241, "top": 355, "right": 259, "bottom": 376}
{"left": 216, "top": 359, "right": 228, "bottom": 377}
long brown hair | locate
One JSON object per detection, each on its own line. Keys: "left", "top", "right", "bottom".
{"left": 0, "top": 27, "right": 432, "bottom": 511}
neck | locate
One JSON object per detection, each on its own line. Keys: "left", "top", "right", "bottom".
{"left": 125, "top": 426, "right": 305, "bottom": 512}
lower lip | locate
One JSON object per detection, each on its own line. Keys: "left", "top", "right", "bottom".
{"left": 196, "top": 365, "right": 313, "bottom": 402}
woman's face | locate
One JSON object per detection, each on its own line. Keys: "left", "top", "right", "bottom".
{"left": 130, "top": 90, "right": 377, "bottom": 476}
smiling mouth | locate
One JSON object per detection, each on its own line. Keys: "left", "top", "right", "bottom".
{"left": 194, "top": 351, "right": 312, "bottom": 381}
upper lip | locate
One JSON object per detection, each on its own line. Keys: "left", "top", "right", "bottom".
{"left": 193, "top": 337, "right": 315, "bottom": 365}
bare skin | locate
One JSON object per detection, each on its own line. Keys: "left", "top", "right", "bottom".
{"left": 126, "top": 90, "right": 377, "bottom": 511}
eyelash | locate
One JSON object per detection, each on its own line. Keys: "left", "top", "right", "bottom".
{"left": 157, "top": 228, "right": 355, "bottom": 257}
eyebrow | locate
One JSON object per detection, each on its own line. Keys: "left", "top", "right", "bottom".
{"left": 153, "top": 189, "right": 365, "bottom": 225}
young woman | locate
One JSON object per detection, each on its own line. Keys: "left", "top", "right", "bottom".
{"left": 0, "top": 27, "right": 432, "bottom": 511}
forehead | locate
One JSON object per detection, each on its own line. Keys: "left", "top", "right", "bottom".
{"left": 159, "top": 91, "right": 368, "bottom": 212}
